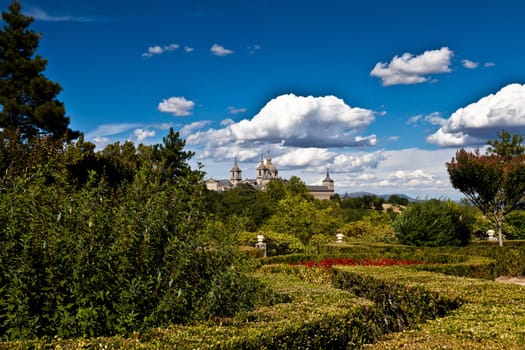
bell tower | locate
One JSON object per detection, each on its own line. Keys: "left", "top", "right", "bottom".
{"left": 230, "top": 157, "right": 242, "bottom": 186}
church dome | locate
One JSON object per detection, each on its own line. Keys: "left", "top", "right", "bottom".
{"left": 267, "top": 162, "right": 277, "bottom": 172}
{"left": 265, "top": 152, "right": 277, "bottom": 172}
{"left": 256, "top": 154, "right": 267, "bottom": 170}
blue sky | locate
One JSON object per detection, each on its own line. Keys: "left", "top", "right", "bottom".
{"left": 4, "top": 0, "right": 525, "bottom": 198}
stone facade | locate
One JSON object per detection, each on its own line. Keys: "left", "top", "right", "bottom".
{"left": 205, "top": 153, "right": 335, "bottom": 199}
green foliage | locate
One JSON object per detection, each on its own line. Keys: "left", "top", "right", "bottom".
{"left": 262, "top": 195, "right": 342, "bottom": 243}
{"left": 340, "top": 194, "right": 385, "bottom": 211}
{"left": 206, "top": 184, "right": 274, "bottom": 231}
{"left": 339, "top": 211, "right": 396, "bottom": 243}
{"left": 487, "top": 129, "right": 525, "bottom": 159}
{"left": 5, "top": 244, "right": 525, "bottom": 348}
{"left": 504, "top": 210, "right": 525, "bottom": 240}
{"left": 393, "top": 199, "right": 473, "bottom": 246}
{"left": 237, "top": 230, "right": 305, "bottom": 256}
{"left": 0, "top": 1, "right": 78, "bottom": 142}
{"left": 284, "top": 175, "right": 314, "bottom": 200}
{"left": 447, "top": 131, "right": 525, "bottom": 246}
{"left": 0, "top": 131, "right": 262, "bottom": 340}
{"left": 339, "top": 266, "right": 525, "bottom": 350}
{"left": 388, "top": 194, "right": 410, "bottom": 206}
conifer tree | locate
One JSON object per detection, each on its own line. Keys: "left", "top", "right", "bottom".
{"left": 0, "top": 0, "right": 78, "bottom": 142}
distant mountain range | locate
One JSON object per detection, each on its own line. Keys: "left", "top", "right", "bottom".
{"left": 341, "top": 192, "right": 415, "bottom": 202}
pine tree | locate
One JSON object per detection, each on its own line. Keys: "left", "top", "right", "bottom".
{"left": 0, "top": 0, "right": 78, "bottom": 142}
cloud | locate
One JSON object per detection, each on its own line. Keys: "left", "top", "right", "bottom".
{"left": 273, "top": 148, "right": 334, "bottom": 169}
{"left": 85, "top": 122, "right": 173, "bottom": 149}
{"left": 228, "top": 106, "right": 247, "bottom": 114}
{"left": 462, "top": 59, "right": 479, "bottom": 69}
{"left": 406, "top": 115, "right": 423, "bottom": 125}
{"left": 331, "top": 147, "right": 460, "bottom": 198}
{"left": 484, "top": 62, "right": 496, "bottom": 67}
{"left": 211, "top": 43, "right": 233, "bottom": 56}
{"left": 142, "top": 43, "right": 180, "bottom": 58}
{"left": 188, "top": 94, "right": 376, "bottom": 154}
{"left": 158, "top": 96, "right": 195, "bottom": 116}
{"left": 427, "top": 83, "right": 525, "bottom": 146}
{"left": 408, "top": 112, "right": 446, "bottom": 127}
{"left": 87, "top": 123, "right": 143, "bottom": 138}
{"left": 247, "top": 44, "right": 262, "bottom": 54}
{"left": 229, "top": 94, "right": 376, "bottom": 147}
{"left": 330, "top": 151, "right": 386, "bottom": 173}
{"left": 220, "top": 118, "right": 235, "bottom": 126}
{"left": 133, "top": 128, "right": 156, "bottom": 144}
{"left": 24, "top": 7, "right": 93, "bottom": 22}
{"left": 180, "top": 121, "right": 212, "bottom": 137}
{"left": 370, "top": 47, "right": 453, "bottom": 86}
{"left": 184, "top": 46, "right": 194, "bottom": 53}
{"left": 92, "top": 136, "right": 111, "bottom": 149}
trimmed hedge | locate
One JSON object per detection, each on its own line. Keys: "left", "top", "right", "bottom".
{"left": 4, "top": 243, "right": 525, "bottom": 348}
{"left": 332, "top": 266, "right": 525, "bottom": 349}
{"left": 1, "top": 270, "right": 384, "bottom": 349}
{"left": 321, "top": 242, "right": 525, "bottom": 278}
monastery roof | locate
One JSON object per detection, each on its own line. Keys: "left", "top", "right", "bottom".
{"left": 206, "top": 179, "right": 233, "bottom": 186}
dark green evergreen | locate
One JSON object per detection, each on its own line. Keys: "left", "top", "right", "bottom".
{"left": 0, "top": 1, "right": 78, "bottom": 142}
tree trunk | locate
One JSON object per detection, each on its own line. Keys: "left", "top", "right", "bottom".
{"left": 497, "top": 216, "right": 504, "bottom": 247}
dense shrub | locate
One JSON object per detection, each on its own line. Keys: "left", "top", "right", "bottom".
{"left": 0, "top": 148, "right": 262, "bottom": 340}
{"left": 393, "top": 199, "right": 474, "bottom": 246}
{"left": 338, "top": 211, "right": 396, "bottom": 243}
{"left": 503, "top": 210, "right": 525, "bottom": 240}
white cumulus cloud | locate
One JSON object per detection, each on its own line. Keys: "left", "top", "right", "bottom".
{"left": 142, "top": 43, "right": 180, "bottom": 58}
{"left": 158, "top": 96, "right": 195, "bottom": 116}
{"left": 133, "top": 128, "right": 156, "bottom": 144}
{"left": 427, "top": 83, "right": 525, "bottom": 146}
{"left": 227, "top": 94, "right": 376, "bottom": 147}
{"left": 462, "top": 59, "right": 479, "bottom": 69}
{"left": 370, "top": 47, "right": 453, "bottom": 86}
{"left": 188, "top": 94, "right": 376, "bottom": 153}
{"left": 211, "top": 43, "right": 233, "bottom": 56}
{"left": 273, "top": 148, "right": 334, "bottom": 168}
{"left": 331, "top": 151, "right": 386, "bottom": 173}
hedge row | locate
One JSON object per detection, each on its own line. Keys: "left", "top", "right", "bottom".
{"left": 1, "top": 270, "right": 381, "bottom": 349}
{"left": 321, "top": 242, "right": 525, "bottom": 278}
{"left": 333, "top": 265, "right": 525, "bottom": 349}
{"left": 3, "top": 263, "right": 463, "bottom": 349}
{"left": 4, "top": 243, "right": 524, "bottom": 348}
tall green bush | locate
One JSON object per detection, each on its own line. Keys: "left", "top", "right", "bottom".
{"left": 0, "top": 142, "right": 261, "bottom": 340}
{"left": 393, "top": 199, "right": 473, "bottom": 247}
